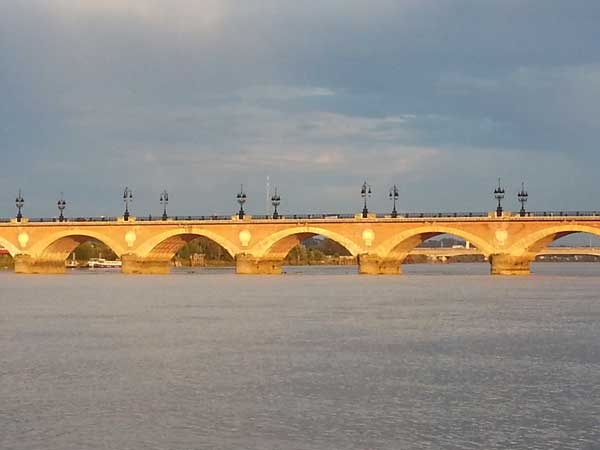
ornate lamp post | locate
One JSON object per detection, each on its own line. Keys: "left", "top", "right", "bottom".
{"left": 15, "top": 189, "right": 24, "bottom": 222}
{"left": 123, "top": 187, "right": 133, "bottom": 221}
{"left": 271, "top": 188, "right": 281, "bottom": 219}
{"left": 494, "top": 178, "right": 505, "bottom": 217}
{"left": 518, "top": 182, "right": 528, "bottom": 217}
{"left": 389, "top": 184, "right": 399, "bottom": 218}
{"left": 236, "top": 185, "right": 247, "bottom": 219}
{"left": 160, "top": 190, "right": 169, "bottom": 221}
{"left": 361, "top": 181, "right": 372, "bottom": 218}
{"left": 57, "top": 192, "right": 66, "bottom": 222}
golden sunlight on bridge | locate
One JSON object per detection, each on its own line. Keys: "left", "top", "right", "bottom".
{"left": 2, "top": 213, "right": 600, "bottom": 276}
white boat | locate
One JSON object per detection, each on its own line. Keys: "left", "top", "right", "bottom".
{"left": 66, "top": 253, "right": 78, "bottom": 268}
{"left": 87, "top": 258, "right": 122, "bottom": 269}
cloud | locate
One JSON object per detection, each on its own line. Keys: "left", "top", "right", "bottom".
{"left": 42, "top": 0, "right": 229, "bottom": 33}
{"left": 1, "top": 0, "right": 600, "bottom": 216}
{"left": 238, "top": 85, "right": 335, "bottom": 101}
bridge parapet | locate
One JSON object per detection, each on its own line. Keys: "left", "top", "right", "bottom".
{"left": 4, "top": 210, "right": 600, "bottom": 224}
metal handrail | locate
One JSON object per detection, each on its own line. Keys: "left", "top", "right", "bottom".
{"left": 525, "top": 211, "right": 600, "bottom": 217}
{"left": 3, "top": 211, "right": 600, "bottom": 223}
{"left": 137, "top": 215, "right": 232, "bottom": 221}
{"left": 400, "top": 212, "right": 488, "bottom": 218}
{"left": 26, "top": 216, "right": 118, "bottom": 223}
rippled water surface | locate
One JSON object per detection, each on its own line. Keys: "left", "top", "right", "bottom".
{"left": 1, "top": 263, "right": 599, "bottom": 450}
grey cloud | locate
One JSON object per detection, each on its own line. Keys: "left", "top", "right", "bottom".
{"left": 1, "top": 1, "right": 599, "bottom": 217}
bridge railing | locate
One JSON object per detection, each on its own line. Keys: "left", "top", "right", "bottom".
{"left": 519, "top": 211, "right": 600, "bottom": 217}
{"left": 26, "top": 216, "right": 119, "bottom": 223}
{"left": 251, "top": 213, "right": 358, "bottom": 220}
{"left": 399, "top": 212, "right": 488, "bottom": 218}
{"left": 3, "top": 211, "right": 600, "bottom": 223}
{"left": 136, "top": 215, "right": 233, "bottom": 221}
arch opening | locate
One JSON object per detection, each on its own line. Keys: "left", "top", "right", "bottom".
{"left": 44, "top": 236, "right": 120, "bottom": 269}
{"left": 252, "top": 226, "right": 362, "bottom": 261}
{"left": 32, "top": 230, "right": 126, "bottom": 260}
{"left": 136, "top": 229, "right": 238, "bottom": 262}
{"left": 534, "top": 232, "right": 600, "bottom": 262}
{"left": 403, "top": 233, "right": 486, "bottom": 265}
{"left": 142, "top": 233, "right": 235, "bottom": 269}
{"left": 512, "top": 225, "right": 600, "bottom": 259}
{"left": 376, "top": 226, "right": 495, "bottom": 262}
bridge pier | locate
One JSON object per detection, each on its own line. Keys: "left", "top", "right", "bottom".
{"left": 489, "top": 254, "right": 532, "bottom": 275}
{"left": 358, "top": 254, "right": 401, "bottom": 275}
{"left": 236, "top": 254, "right": 283, "bottom": 274}
{"left": 14, "top": 255, "right": 66, "bottom": 274}
{"left": 121, "top": 254, "right": 171, "bottom": 275}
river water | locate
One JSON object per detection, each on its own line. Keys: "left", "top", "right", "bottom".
{"left": 1, "top": 263, "right": 599, "bottom": 450}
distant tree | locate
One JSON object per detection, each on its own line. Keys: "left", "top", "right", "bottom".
{"left": 285, "top": 244, "right": 307, "bottom": 264}
{"left": 71, "top": 240, "right": 117, "bottom": 261}
{"left": 317, "top": 238, "right": 351, "bottom": 256}
{"left": 175, "top": 237, "right": 233, "bottom": 265}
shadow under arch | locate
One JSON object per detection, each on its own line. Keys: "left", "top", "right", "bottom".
{"left": 30, "top": 230, "right": 126, "bottom": 260}
{"left": 0, "top": 236, "right": 19, "bottom": 257}
{"left": 375, "top": 225, "right": 496, "bottom": 259}
{"left": 250, "top": 226, "right": 363, "bottom": 259}
{"left": 508, "top": 224, "right": 600, "bottom": 257}
{"left": 135, "top": 228, "right": 239, "bottom": 260}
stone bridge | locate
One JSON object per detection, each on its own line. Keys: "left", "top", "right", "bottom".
{"left": 2, "top": 213, "right": 600, "bottom": 275}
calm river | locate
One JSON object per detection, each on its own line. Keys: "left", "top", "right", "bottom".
{"left": 1, "top": 263, "right": 599, "bottom": 450}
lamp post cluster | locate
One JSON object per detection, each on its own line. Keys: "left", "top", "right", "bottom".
{"left": 15, "top": 190, "right": 69, "bottom": 223}
{"left": 361, "top": 182, "right": 402, "bottom": 218}
{"left": 9, "top": 182, "right": 398, "bottom": 220}
{"left": 10, "top": 180, "right": 533, "bottom": 221}
{"left": 493, "top": 179, "right": 530, "bottom": 217}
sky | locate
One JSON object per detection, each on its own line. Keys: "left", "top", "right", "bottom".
{"left": 1, "top": 0, "right": 600, "bottom": 218}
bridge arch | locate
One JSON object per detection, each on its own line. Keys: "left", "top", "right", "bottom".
{"left": 30, "top": 230, "right": 127, "bottom": 260}
{"left": 374, "top": 225, "right": 496, "bottom": 259}
{"left": 250, "top": 226, "right": 363, "bottom": 259}
{"left": 509, "top": 224, "right": 600, "bottom": 257}
{"left": 0, "top": 235, "right": 19, "bottom": 257}
{"left": 135, "top": 228, "right": 239, "bottom": 260}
